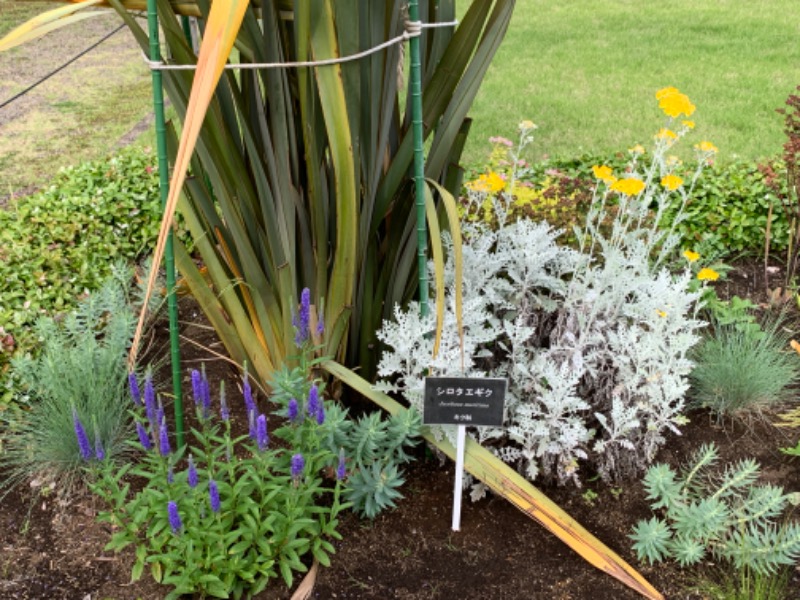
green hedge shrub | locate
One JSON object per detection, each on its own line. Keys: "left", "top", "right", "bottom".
{"left": 0, "top": 148, "right": 169, "bottom": 407}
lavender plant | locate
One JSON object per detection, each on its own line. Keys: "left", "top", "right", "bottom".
{"left": 86, "top": 361, "right": 347, "bottom": 599}
{"left": 376, "top": 89, "right": 712, "bottom": 486}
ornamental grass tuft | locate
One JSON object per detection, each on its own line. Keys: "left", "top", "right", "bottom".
{"left": 0, "top": 270, "right": 136, "bottom": 497}
{"left": 689, "top": 315, "right": 800, "bottom": 418}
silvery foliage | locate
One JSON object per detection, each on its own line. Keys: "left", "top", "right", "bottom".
{"left": 376, "top": 134, "right": 707, "bottom": 487}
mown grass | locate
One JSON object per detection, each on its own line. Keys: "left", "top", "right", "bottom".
{"left": 0, "top": 1, "right": 153, "bottom": 197}
{"left": 463, "top": 0, "right": 800, "bottom": 166}
{"left": 2, "top": 1, "right": 798, "bottom": 193}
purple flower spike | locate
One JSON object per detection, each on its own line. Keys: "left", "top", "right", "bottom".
{"left": 200, "top": 368, "right": 211, "bottom": 418}
{"left": 128, "top": 373, "right": 141, "bottom": 406}
{"left": 287, "top": 398, "right": 299, "bottom": 423}
{"left": 336, "top": 448, "right": 347, "bottom": 481}
{"left": 209, "top": 480, "right": 220, "bottom": 513}
{"left": 291, "top": 453, "right": 305, "bottom": 480}
{"left": 136, "top": 422, "right": 152, "bottom": 451}
{"left": 187, "top": 455, "right": 198, "bottom": 488}
{"left": 190, "top": 369, "right": 202, "bottom": 407}
{"left": 167, "top": 501, "right": 182, "bottom": 533}
{"left": 219, "top": 381, "right": 229, "bottom": 422}
{"left": 316, "top": 402, "right": 325, "bottom": 426}
{"left": 243, "top": 371, "right": 255, "bottom": 415}
{"left": 158, "top": 420, "right": 171, "bottom": 456}
{"left": 248, "top": 410, "right": 256, "bottom": 440}
{"left": 155, "top": 403, "right": 164, "bottom": 434}
{"left": 72, "top": 410, "right": 92, "bottom": 461}
{"left": 144, "top": 375, "right": 156, "bottom": 428}
{"left": 94, "top": 429, "right": 105, "bottom": 461}
{"left": 293, "top": 288, "right": 311, "bottom": 347}
{"left": 316, "top": 313, "right": 324, "bottom": 337}
{"left": 307, "top": 385, "right": 319, "bottom": 420}
{"left": 256, "top": 414, "right": 269, "bottom": 451}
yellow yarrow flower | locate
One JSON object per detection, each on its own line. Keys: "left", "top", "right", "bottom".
{"left": 661, "top": 174, "right": 684, "bottom": 191}
{"left": 683, "top": 250, "right": 700, "bottom": 262}
{"left": 610, "top": 177, "right": 646, "bottom": 196}
{"left": 468, "top": 171, "right": 506, "bottom": 193}
{"left": 682, "top": 120, "right": 695, "bottom": 129}
{"left": 628, "top": 144, "right": 646, "bottom": 155}
{"left": 592, "top": 164, "right": 617, "bottom": 184}
{"left": 519, "top": 120, "right": 537, "bottom": 131}
{"left": 656, "top": 86, "right": 696, "bottom": 118}
{"left": 697, "top": 267, "right": 720, "bottom": 281}
{"left": 696, "top": 141, "right": 719, "bottom": 154}
{"left": 656, "top": 128, "right": 678, "bottom": 140}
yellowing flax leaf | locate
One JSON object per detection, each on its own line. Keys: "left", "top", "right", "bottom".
{"left": 0, "top": 0, "right": 104, "bottom": 52}
{"left": 129, "top": 0, "right": 250, "bottom": 367}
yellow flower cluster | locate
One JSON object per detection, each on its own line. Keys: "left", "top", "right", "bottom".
{"left": 591, "top": 165, "right": 645, "bottom": 196}
{"left": 655, "top": 128, "right": 677, "bottom": 141}
{"left": 661, "top": 174, "right": 683, "bottom": 191}
{"left": 468, "top": 171, "right": 506, "bottom": 193}
{"left": 682, "top": 250, "right": 700, "bottom": 262}
{"left": 610, "top": 177, "right": 645, "bottom": 196}
{"left": 592, "top": 164, "right": 617, "bottom": 184}
{"left": 656, "top": 86, "right": 696, "bottom": 119}
{"left": 695, "top": 141, "right": 718, "bottom": 154}
{"left": 697, "top": 267, "right": 719, "bottom": 281}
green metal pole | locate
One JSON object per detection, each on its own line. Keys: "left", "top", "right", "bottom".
{"left": 408, "top": 0, "right": 429, "bottom": 318}
{"left": 147, "top": 0, "right": 185, "bottom": 447}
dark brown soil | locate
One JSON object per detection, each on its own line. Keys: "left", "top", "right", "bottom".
{"left": 2, "top": 262, "right": 800, "bottom": 600}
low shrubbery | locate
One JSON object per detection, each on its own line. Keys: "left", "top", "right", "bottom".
{"left": 377, "top": 89, "right": 715, "bottom": 486}
{"left": 90, "top": 364, "right": 348, "bottom": 599}
{"left": 0, "top": 147, "right": 180, "bottom": 408}
{"left": 78, "top": 291, "right": 420, "bottom": 597}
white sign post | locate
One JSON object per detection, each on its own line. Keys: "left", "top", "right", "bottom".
{"left": 423, "top": 376, "right": 507, "bottom": 532}
{"left": 451, "top": 424, "right": 467, "bottom": 531}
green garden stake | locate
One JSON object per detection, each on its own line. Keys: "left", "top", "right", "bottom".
{"left": 147, "top": 0, "right": 184, "bottom": 447}
{"left": 408, "top": 0, "right": 429, "bottom": 318}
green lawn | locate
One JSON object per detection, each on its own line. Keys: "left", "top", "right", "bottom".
{"left": 0, "top": 1, "right": 153, "bottom": 197}
{"left": 462, "top": 0, "right": 800, "bottom": 166}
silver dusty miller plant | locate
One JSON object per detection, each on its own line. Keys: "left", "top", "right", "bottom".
{"left": 376, "top": 115, "right": 713, "bottom": 486}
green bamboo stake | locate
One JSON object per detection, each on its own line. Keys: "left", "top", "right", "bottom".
{"left": 408, "top": 0, "right": 429, "bottom": 318}
{"left": 147, "top": 0, "right": 184, "bottom": 447}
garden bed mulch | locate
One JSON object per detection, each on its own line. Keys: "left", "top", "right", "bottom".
{"left": 3, "top": 260, "right": 800, "bottom": 600}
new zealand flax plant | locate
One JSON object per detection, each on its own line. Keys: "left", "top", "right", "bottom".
{"left": 1, "top": 2, "right": 664, "bottom": 597}
{"left": 119, "top": 0, "right": 501, "bottom": 379}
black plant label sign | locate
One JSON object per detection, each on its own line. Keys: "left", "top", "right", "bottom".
{"left": 423, "top": 377, "right": 507, "bottom": 426}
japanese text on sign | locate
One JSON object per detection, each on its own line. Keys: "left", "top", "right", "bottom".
{"left": 423, "top": 377, "right": 507, "bottom": 427}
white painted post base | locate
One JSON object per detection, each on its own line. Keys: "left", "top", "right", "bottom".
{"left": 451, "top": 424, "right": 467, "bottom": 531}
